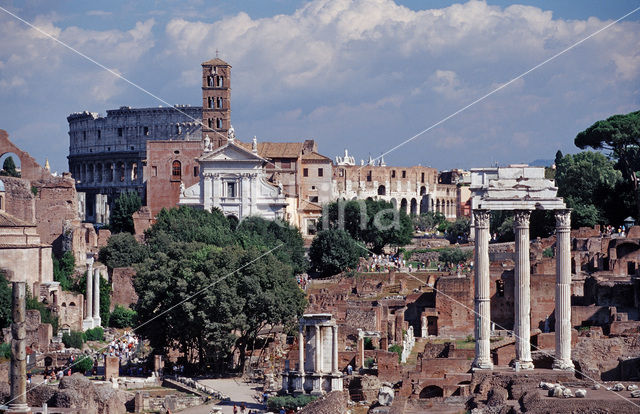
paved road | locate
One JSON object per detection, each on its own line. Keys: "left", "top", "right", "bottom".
{"left": 179, "top": 378, "right": 267, "bottom": 414}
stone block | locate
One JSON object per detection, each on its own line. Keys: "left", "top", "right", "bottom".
{"left": 104, "top": 356, "right": 119, "bottom": 380}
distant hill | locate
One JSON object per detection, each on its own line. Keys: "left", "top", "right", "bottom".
{"left": 529, "top": 159, "right": 554, "bottom": 167}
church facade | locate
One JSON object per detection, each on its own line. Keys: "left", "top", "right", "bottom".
{"left": 178, "top": 129, "right": 288, "bottom": 221}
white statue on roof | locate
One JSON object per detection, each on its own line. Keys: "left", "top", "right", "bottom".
{"left": 227, "top": 125, "right": 235, "bottom": 142}
{"left": 203, "top": 134, "right": 212, "bottom": 152}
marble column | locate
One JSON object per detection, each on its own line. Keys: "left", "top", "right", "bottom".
{"left": 8, "top": 282, "right": 30, "bottom": 414}
{"left": 472, "top": 209, "right": 493, "bottom": 370}
{"left": 513, "top": 210, "right": 534, "bottom": 370}
{"left": 332, "top": 325, "right": 338, "bottom": 373}
{"left": 298, "top": 326, "right": 305, "bottom": 373}
{"left": 83, "top": 255, "right": 94, "bottom": 330}
{"left": 553, "top": 209, "right": 575, "bottom": 370}
{"left": 92, "top": 268, "right": 101, "bottom": 327}
{"left": 314, "top": 325, "right": 321, "bottom": 373}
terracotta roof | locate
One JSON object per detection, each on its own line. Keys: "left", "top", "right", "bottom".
{"left": 237, "top": 141, "right": 304, "bottom": 159}
{"left": 202, "top": 58, "right": 230, "bottom": 66}
{"left": 302, "top": 151, "right": 332, "bottom": 162}
{"left": 0, "top": 211, "right": 35, "bottom": 227}
{"left": 299, "top": 200, "right": 323, "bottom": 212}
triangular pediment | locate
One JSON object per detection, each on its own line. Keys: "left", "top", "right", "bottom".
{"left": 199, "top": 142, "right": 266, "bottom": 163}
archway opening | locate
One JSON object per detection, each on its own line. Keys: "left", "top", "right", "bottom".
{"left": 419, "top": 385, "right": 443, "bottom": 399}
{"left": 0, "top": 153, "right": 21, "bottom": 178}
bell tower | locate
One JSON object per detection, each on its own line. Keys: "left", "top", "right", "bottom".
{"left": 201, "top": 57, "right": 231, "bottom": 149}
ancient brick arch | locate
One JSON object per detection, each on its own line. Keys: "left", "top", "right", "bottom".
{"left": 419, "top": 385, "right": 443, "bottom": 398}
{"left": 0, "top": 130, "right": 50, "bottom": 181}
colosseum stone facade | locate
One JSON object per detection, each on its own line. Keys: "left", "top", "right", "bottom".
{"left": 67, "top": 105, "right": 201, "bottom": 222}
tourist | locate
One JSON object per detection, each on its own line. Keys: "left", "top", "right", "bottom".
{"left": 233, "top": 404, "right": 238, "bottom": 414}
{"left": 240, "top": 402, "right": 246, "bottom": 413}
{"left": 346, "top": 364, "right": 353, "bottom": 375}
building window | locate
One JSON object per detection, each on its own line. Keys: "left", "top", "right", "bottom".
{"left": 217, "top": 76, "right": 224, "bottom": 87}
{"left": 402, "top": 170, "right": 406, "bottom": 178}
{"left": 83, "top": 131, "right": 86, "bottom": 140}
{"left": 143, "top": 126, "right": 149, "bottom": 136}
{"left": 421, "top": 172, "right": 425, "bottom": 183}
{"left": 217, "top": 97, "right": 223, "bottom": 108}
{"left": 216, "top": 118, "right": 222, "bottom": 129}
{"left": 367, "top": 171, "right": 372, "bottom": 182}
{"left": 97, "top": 130, "right": 101, "bottom": 139}
{"left": 152, "top": 166, "right": 157, "bottom": 177}
{"left": 392, "top": 170, "right": 396, "bottom": 178}
{"left": 117, "top": 128, "right": 123, "bottom": 137}
{"left": 310, "top": 196, "right": 318, "bottom": 202}
{"left": 303, "top": 168, "right": 308, "bottom": 177}
{"left": 208, "top": 119, "right": 213, "bottom": 129}
{"left": 339, "top": 169, "right": 344, "bottom": 177}
{"left": 227, "top": 182, "right": 236, "bottom": 197}
{"left": 208, "top": 75, "right": 214, "bottom": 87}
{"left": 172, "top": 160, "right": 181, "bottom": 178}
{"left": 318, "top": 168, "right": 323, "bottom": 177}
{"left": 193, "top": 166, "right": 199, "bottom": 176}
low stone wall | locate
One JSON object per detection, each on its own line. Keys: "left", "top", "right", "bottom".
{"left": 134, "top": 391, "right": 204, "bottom": 413}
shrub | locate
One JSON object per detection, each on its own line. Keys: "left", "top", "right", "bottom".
{"left": 83, "top": 326, "right": 104, "bottom": 342}
{"left": 62, "top": 331, "right": 84, "bottom": 349}
{"left": 0, "top": 342, "right": 11, "bottom": 360}
{"left": 364, "top": 337, "right": 374, "bottom": 350}
{"left": 26, "top": 289, "right": 58, "bottom": 334}
{"left": 53, "top": 251, "right": 75, "bottom": 291}
{"left": 72, "top": 355, "right": 94, "bottom": 374}
{"left": 267, "top": 395, "right": 317, "bottom": 411}
{"left": 110, "top": 305, "right": 137, "bottom": 328}
{"left": 543, "top": 247, "right": 554, "bottom": 258}
{"left": 364, "top": 357, "right": 375, "bottom": 369}
{"left": 388, "top": 344, "right": 402, "bottom": 362}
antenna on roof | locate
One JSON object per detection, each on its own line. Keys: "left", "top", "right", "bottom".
{"left": 216, "top": 49, "right": 219, "bottom": 58}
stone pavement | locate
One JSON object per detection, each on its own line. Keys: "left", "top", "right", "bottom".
{"left": 180, "top": 378, "right": 267, "bottom": 414}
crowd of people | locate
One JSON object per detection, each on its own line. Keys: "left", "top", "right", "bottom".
{"left": 103, "top": 331, "right": 139, "bottom": 362}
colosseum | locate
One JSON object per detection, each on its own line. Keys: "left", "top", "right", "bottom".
{"left": 67, "top": 105, "right": 201, "bottom": 222}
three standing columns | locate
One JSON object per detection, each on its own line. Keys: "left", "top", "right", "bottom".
{"left": 472, "top": 210, "right": 493, "bottom": 370}
{"left": 514, "top": 210, "right": 534, "bottom": 370}
{"left": 472, "top": 208, "right": 574, "bottom": 371}
{"left": 553, "top": 209, "right": 575, "bottom": 370}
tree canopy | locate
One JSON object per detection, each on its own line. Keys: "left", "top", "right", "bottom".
{"left": 125, "top": 207, "right": 307, "bottom": 372}
{"left": 412, "top": 211, "right": 446, "bottom": 232}
{"left": 309, "top": 229, "right": 362, "bottom": 276}
{"left": 99, "top": 232, "right": 149, "bottom": 270}
{"left": 0, "top": 156, "right": 20, "bottom": 177}
{"left": 319, "top": 199, "right": 413, "bottom": 253}
{"left": 575, "top": 110, "right": 640, "bottom": 219}
{"left": 110, "top": 191, "right": 142, "bottom": 233}
{"left": 555, "top": 151, "right": 628, "bottom": 227}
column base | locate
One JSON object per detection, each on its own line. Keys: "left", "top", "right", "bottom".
{"left": 292, "top": 372, "right": 305, "bottom": 394}
{"left": 330, "top": 373, "right": 343, "bottom": 392}
{"left": 6, "top": 403, "right": 31, "bottom": 413}
{"left": 93, "top": 317, "right": 102, "bottom": 327}
{"left": 513, "top": 360, "right": 535, "bottom": 371}
{"left": 552, "top": 359, "right": 575, "bottom": 371}
{"left": 472, "top": 359, "right": 494, "bottom": 371}
{"left": 310, "top": 375, "right": 324, "bottom": 396}
{"left": 82, "top": 318, "right": 95, "bottom": 331}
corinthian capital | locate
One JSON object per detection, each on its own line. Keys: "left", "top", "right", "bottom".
{"left": 514, "top": 210, "right": 531, "bottom": 229}
{"left": 473, "top": 209, "right": 491, "bottom": 228}
{"left": 554, "top": 209, "right": 571, "bottom": 229}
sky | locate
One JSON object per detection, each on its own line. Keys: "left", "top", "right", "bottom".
{"left": 0, "top": 0, "right": 639, "bottom": 174}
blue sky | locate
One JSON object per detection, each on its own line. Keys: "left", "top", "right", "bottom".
{"left": 0, "top": 0, "right": 639, "bottom": 173}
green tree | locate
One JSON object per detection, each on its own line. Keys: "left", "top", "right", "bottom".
{"left": 445, "top": 217, "right": 470, "bottom": 243}
{"left": 0, "top": 272, "right": 12, "bottom": 329}
{"left": 575, "top": 110, "right": 640, "bottom": 219}
{"left": 1, "top": 156, "right": 20, "bottom": 177}
{"left": 319, "top": 199, "right": 413, "bottom": 253}
{"left": 53, "top": 251, "right": 75, "bottom": 291}
{"left": 110, "top": 191, "right": 142, "bottom": 234}
{"left": 412, "top": 211, "right": 446, "bottom": 232}
{"left": 235, "top": 216, "right": 307, "bottom": 275}
{"left": 73, "top": 355, "right": 94, "bottom": 374}
{"left": 99, "top": 232, "right": 149, "bottom": 269}
{"left": 309, "top": 229, "right": 362, "bottom": 276}
{"left": 438, "top": 248, "right": 472, "bottom": 266}
{"left": 555, "top": 151, "right": 626, "bottom": 227}
{"left": 83, "top": 326, "right": 104, "bottom": 341}
{"left": 110, "top": 305, "right": 137, "bottom": 328}
{"left": 144, "top": 206, "right": 234, "bottom": 250}
{"left": 26, "top": 288, "right": 58, "bottom": 334}
{"left": 134, "top": 241, "right": 305, "bottom": 372}
{"left": 62, "top": 331, "right": 84, "bottom": 349}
